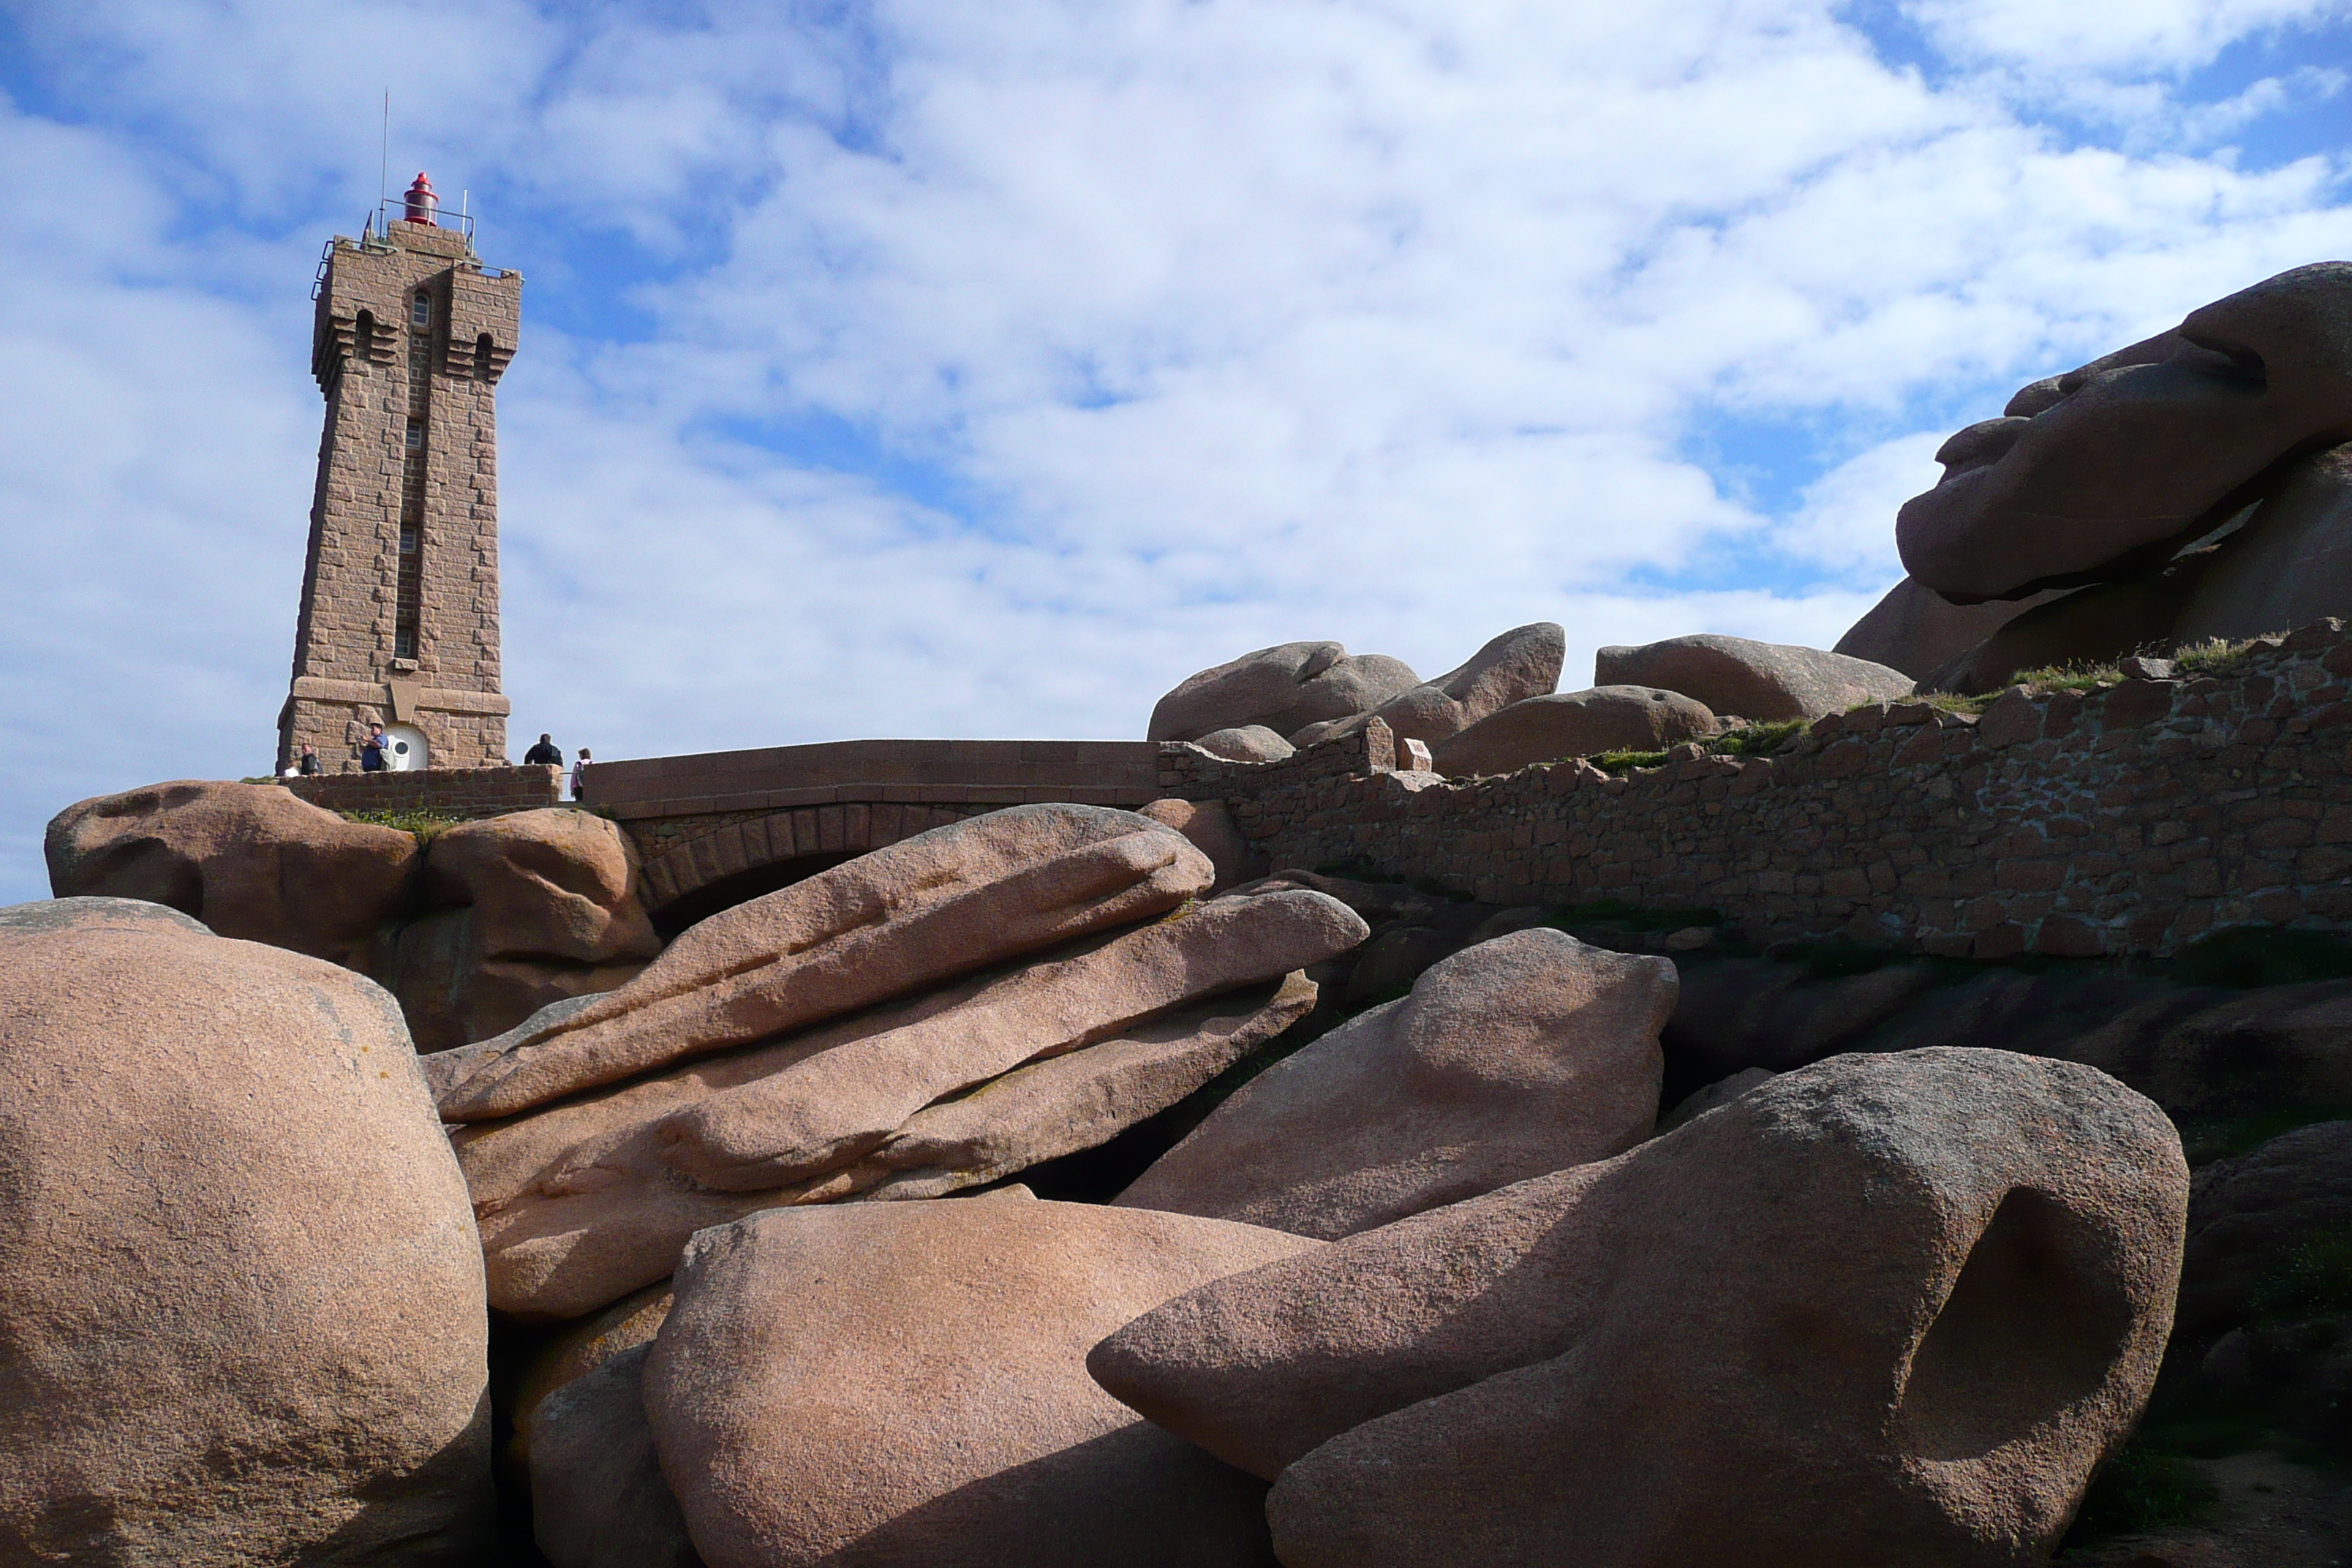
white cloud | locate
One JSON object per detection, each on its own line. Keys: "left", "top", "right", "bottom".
{"left": 4, "top": 0, "right": 2352, "bottom": 902}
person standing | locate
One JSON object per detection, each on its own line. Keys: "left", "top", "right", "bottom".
{"left": 523, "top": 733, "right": 563, "bottom": 766}
{"left": 570, "top": 747, "right": 592, "bottom": 802}
{"left": 360, "top": 725, "right": 388, "bottom": 772}
{"left": 298, "top": 745, "right": 323, "bottom": 776}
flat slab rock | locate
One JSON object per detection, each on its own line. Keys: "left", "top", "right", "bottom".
{"left": 642, "top": 1192, "right": 1318, "bottom": 1568}
{"left": 429, "top": 804, "right": 1215, "bottom": 1122}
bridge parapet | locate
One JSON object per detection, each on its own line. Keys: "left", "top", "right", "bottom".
{"left": 595, "top": 739, "right": 1166, "bottom": 919}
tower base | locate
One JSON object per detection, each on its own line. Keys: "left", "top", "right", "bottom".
{"left": 278, "top": 680, "right": 511, "bottom": 774}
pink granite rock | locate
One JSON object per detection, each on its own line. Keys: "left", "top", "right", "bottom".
{"left": 1149, "top": 641, "right": 1420, "bottom": 742}
{"left": 1090, "top": 1049, "right": 2187, "bottom": 1568}
{"left": 428, "top": 804, "right": 1213, "bottom": 1121}
{"left": 1594, "top": 633, "right": 1913, "bottom": 721}
{"left": 1289, "top": 623, "right": 1565, "bottom": 749}
{"left": 1137, "top": 798, "right": 1264, "bottom": 891}
{"left": 45, "top": 779, "right": 418, "bottom": 970}
{"left": 1835, "top": 576, "right": 2067, "bottom": 680}
{"left": 642, "top": 1196, "right": 1318, "bottom": 1568}
{"left": 0, "top": 897, "right": 491, "bottom": 1564}
{"left": 1115, "top": 929, "right": 1670, "bottom": 1239}
{"left": 1899, "top": 264, "right": 2352, "bottom": 602}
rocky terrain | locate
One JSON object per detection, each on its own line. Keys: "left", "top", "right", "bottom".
{"left": 10, "top": 262, "right": 2352, "bottom": 1566}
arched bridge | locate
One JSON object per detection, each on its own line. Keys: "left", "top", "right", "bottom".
{"left": 589, "top": 739, "right": 1169, "bottom": 930}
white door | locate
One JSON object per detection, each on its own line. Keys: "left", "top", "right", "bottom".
{"left": 382, "top": 723, "right": 430, "bottom": 772}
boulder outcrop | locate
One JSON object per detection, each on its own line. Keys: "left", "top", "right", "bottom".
{"left": 44, "top": 779, "right": 417, "bottom": 969}
{"left": 530, "top": 1344, "right": 705, "bottom": 1568}
{"left": 2174, "top": 442, "right": 2352, "bottom": 646}
{"left": 0, "top": 898, "right": 491, "bottom": 1566}
{"left": 2177, "top": 1120, "right": 2352, "bottom": 1338}
{"left": 1594, "top": 632, "right": 1913, "bottom": 720}
{"left": 1115, "top": 929, "right": 1671, "bottom": 1238}
{"left": 1092, "top": 1049, "right": 2187, "bottom": 1568}
{"left": 641, "top": 1195, "right": 1318, "bottom": 1568}
{"left": 1148, "top": 641, "right": 1420, "bottom": 743}
{"left": 1430, "top": 685, "right": 1716, "bottom": 776}
{"left": 390, "top": 808, "right": 663, "bottom": 1051}
{"left": 428, "top": 804, "right": 1215, "bottom": 1122}
{"left": 1897, "top": 263, "right": 2352, "bottom": 603}
{"left": 453, "top": 887, "right": 1362, "bottom": 1319}
{"left": 1191, "top": 725, "right": 1295, "bottom": 763}
{"left": 1137, "top": 798, "right": 1263, "bottom": 890}
{"left": 1834, "top": 576, "right": 2066, "bottom": 680}
{"left": 1289, "top": 622, "right": 1565, "bottom": 749}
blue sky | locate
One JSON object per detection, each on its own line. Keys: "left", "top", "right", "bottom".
{"left": 4, "top": 0, "right": 2352, "bottom": 902}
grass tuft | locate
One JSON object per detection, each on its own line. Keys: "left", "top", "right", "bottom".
{"left": 1589, "top": 748, "right": 1670, "bottom": 772}
{"left": 2174, "top": 635, "right": 2273, "bottom": 677}
{"left": 341, "top": 808, "right": 465, "bottom": 845}
{"left": 2012, "top": 660, "right": 2125, "bottom": 691}
{"left": 1708, "top": 718, "right": 1807, "bottom": 758}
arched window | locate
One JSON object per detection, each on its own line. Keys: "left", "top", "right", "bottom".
{"left": 476, "top": 333, "right": 495, "bottom": 381}
{"left": 411, "top": 290, "right": 431, "bottom": 328}
{"left": 352, "top": 308, "right": 376, "bottom": 368}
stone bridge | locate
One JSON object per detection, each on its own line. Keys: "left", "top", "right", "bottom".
{"left": 588, "top": 739, "right": 1169, "bottom": 929}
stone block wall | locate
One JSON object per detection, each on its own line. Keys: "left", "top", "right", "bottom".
{"left": 286, "top": 765, "right": 563, "bottom": 820}
{"left": 1158, "top": 623, "right": 2352, "bottom": 960}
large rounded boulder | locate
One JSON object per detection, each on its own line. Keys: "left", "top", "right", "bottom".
{"left": 45, "top": 779, "right": 417, "bottom": 970}
{"left": 0, "top": 897, "right": 491, "bottom": 1565}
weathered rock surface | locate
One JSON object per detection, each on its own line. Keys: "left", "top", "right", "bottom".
{"left": 1137, "top": 798, "right": 1264, "bottom": 891}
{"left": 794, "top": 973, "right": 1320, "bottom": 1204}
{"left": 1092, "top": 1049, "right": 2187, "bottom": 1568}
{"left": 454, "top": 893, "right": 1359, "bottom": 1320}
{"left": 1898, "top": 263, "right": 2352, "bottom": 602}
{"left": 2174, "top": 442, "right": 2352, "bottom": 645}
{"left": 1834, "top": 575, "right": 2068, "bottom": 680}
{"left": 0, "top": 897, "right": 491, "bottom": 1565}
{"left": 428, "top": 804, "right": 1214, "bottom": 1122}
{"left": 2177, "top": 1120, "right": 2352, "bottom": 1338}
{"left": 531, "top": 1344, "right": 704, "bottom": 1568}
{"left": 1148, "top": 641, "right": 1420, "bottom": 743}
{"left": 1594, "top": 632, "right": 1914, "bottom": 721}
{"left": 388, "top": 809, "right": 663, "bottom": 1051}
{"left": 1655, "top": 1065, "right": 1774, "bottom": 1133}
{"left": 654, "top": 889, "right": 1367, "bottom": 1191}
{"left": 1918, "top": 554, "right": 2215, "bottom": 694}
{"left": 1191, "top": 725, "right": 1295, "bottom": 764}
{"left": 45, "top": 779, "right": 417, "bottom": 968}
{"left": 1116, "top": 929, "right": 1671, "bottom": 1239}
{"left": 1289, "top": 623, "right": 1565, "bottom": 748}
{"left": 513, "top": 1282, "right": 676, "bottom": 1466}
{"left": 641, "top": 1196, "right": 1318, "bottom": 1568}
{"left": 1430, "top": 685, "right": 1717, "bottom": 776}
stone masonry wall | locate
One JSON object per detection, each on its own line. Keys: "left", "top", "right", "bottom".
{"left": 1158, "top": 622, "right": 2352, "bottom": 960}
{"left": 286, "top": 765, "right": 562, "bottom": 821}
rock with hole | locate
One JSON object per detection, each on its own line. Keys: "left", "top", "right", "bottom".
{"left": 1090, "top": 1048, "right": 2186, "bottom": 1568}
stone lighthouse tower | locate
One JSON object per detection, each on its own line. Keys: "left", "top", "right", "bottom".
{"left": 278, "top": 173, "right": 522, "bottom": 772}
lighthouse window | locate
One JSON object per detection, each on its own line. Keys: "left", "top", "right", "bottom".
{"left": 412, "top": 293, "right": 431, "bottom": 328}
{"left": 399, "top": 525, "right": 418, "bottom": 556}
{"left": 405, "top": 419, "right": 424, "bottom": 451}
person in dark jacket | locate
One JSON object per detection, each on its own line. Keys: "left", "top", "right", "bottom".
{"left": 523, "top": 734, "right": 563, "bottom": 766}
{"left": 360, "top": 725, "right": 388, "bottom": 772}
{"left": 297, "top": 745, "right": 323, "bottom": 776}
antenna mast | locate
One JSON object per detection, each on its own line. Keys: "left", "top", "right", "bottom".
{"left": 376, "top": 91, "right": 388, "bottom": 238}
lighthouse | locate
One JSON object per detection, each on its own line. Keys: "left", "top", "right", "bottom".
{"left": 278, "top": 173, "right": 523, "bottom": 773}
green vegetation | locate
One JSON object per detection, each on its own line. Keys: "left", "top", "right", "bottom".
{"left": 1587, "top": 748, "right": 1670, "bottom": 773}
{"left": 1709, "top": 718, "right": 1807, "bottom": 758}
{"left": 2174, "top": 634, "right": 2272, "bottom": 678}
{"left": 2250, "top": 1224, "right": 2352, "bottom": 1321}
{"left": 2062, "top": 1437, "right": 2221, "bottom": 1545}
{"left": 340, "top": 808, "right": 464, "bottom": 845}
{"left": 1917, "top": 689, "right": 1995, "bottom": 716}
{"left": 2010, "top": 660, "right": 2126, "bottom": 691}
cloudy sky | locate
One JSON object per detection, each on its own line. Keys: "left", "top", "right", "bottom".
{"left": 4, "top": 0, "right": 2352, "bottom": 902}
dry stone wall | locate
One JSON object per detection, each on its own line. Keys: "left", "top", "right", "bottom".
{"left": 1160, "top": 622, "right": 2352, "bottom": 960}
